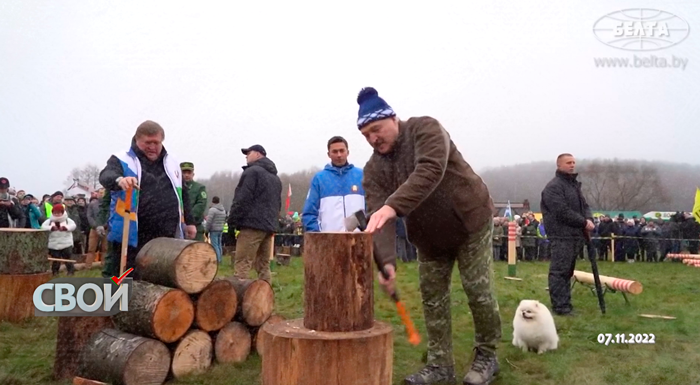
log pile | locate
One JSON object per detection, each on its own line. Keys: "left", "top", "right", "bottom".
{"left": 67, "top": 237, "right": 276, "bottom": 385}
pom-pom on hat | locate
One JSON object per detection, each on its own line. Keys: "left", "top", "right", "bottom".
{"left": 52, "top": 204, "right": 65, "bottom": 214}
{"left": 356, "top": 87, "right": 396, "bottom": 129}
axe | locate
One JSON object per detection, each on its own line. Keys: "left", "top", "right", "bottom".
{"left": 344, "top": 210, "right": 421, "bottom": 345}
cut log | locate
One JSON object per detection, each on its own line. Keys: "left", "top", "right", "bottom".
{"left": 253, "top": 314, "right": 286, "bottom": 356}
{"left": 226, "top": 277, "right": 274, "bottom": 327}
{"left": 53, "top": 316, "right": 114, "bottom": 380}
{"left": 111, "top": 280, "right": 194, "bottom": 343}
{"left": 58, "top": 261, "right": 103, "bottom": 273}
{"left": 170, "top": 329, "right": 213, "bottom": 378}
{"left": 0, "top": 228, "right": 50, "bottom": 274}
{"left": 0, "top": 272, "right": 52, "bottom": 322}
{"left": 213, "top": 321, "right": 252, "bottom": 364}
{"left": 261, "top": 318, "right": 393, "bottom": 385}
{"left": 77, "top": 328, "right": 171, "bottom": 385}
{"left": 303, "top": 232, "right": 373, "bottom": 332}
{"left": 192, "top": 279, "right": 238, "bottom": 332}
{"left": 135, "top": 237, "right": 218, "bottom": 294}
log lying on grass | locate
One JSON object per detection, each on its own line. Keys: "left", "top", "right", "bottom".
{"left": 111, "top": 280, "right": 194, "bottom": 343}
{"left": 77, "top": 328, "right": 171, "bottom": 385}
{"left": 213, "top": 321, "right": 252, "bottom": 364}
{"left": 170, "top": 329, "right": 213, "bottom": 379}
{"left": 573, "top": 270, "right": 643, "bottom": 295}
{"left": 192, "top": 279, "right": 238, "bottom": 332}
{"left": 226, "top": 277, "right": 274, "bottom": 326}
{"left": 58, "top": 261, "right": 103, "bottom": 273}
{"left": 253, "top": 314, "right": 286, "bottom": 356}
{"left": 54, "top": 316, "right": 114, "bottom": 381}
{"left": 135, "top": 237, "right": 218, "bottom": 294}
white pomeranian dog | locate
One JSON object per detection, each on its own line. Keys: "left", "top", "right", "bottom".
{"left": 512, "top": 299, "right": 559, "bottom": 354}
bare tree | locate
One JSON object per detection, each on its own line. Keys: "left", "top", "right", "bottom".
{"left": 196, "top": 166, "right": 321, "bottom": 215}
{"left": 579, "top": 159, "right": 669, "bottom": 212}
{"left": 64, "top": 163, "right": 103, "bottom": 190}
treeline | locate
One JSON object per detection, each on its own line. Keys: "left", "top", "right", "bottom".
{"left": 67, "top": 158, "right": 699, "bottom": 215}
{"left": 479, "top": 159, "right": 700, "bottom": 213}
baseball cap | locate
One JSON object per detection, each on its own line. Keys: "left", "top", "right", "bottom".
{"left": 0, "top": 177, "right": 9, "bottom": 189}
{"left": 241, "top": 144, "right": 266, "bottom": 156}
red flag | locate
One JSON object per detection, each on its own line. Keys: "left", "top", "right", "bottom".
{"left": 284, "top": 183, "right": 292, "bottom": 213}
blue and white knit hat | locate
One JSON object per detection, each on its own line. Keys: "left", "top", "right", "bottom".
{"left": 356, "top": 87, "right": 396, "bottom": 129}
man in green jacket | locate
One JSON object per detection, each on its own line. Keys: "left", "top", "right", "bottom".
{"left": 181, "top": 162, "right": 207, "bottom": 241}
{"left": 357, "top": 87, "right": 501, "bottom": 385}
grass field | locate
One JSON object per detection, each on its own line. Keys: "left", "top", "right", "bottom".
{"left": 1, "top": 257, "right": 699, "bottom": 385}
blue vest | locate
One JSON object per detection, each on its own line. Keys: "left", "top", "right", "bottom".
{"left": 107, "top": 149, "right": 185, "bottom": 247}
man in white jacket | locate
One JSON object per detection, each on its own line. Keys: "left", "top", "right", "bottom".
{"left": 41, "top": 203, "right": 77, "bottom": 276}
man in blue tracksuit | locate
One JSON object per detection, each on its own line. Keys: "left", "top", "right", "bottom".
{"left": 302, "top": 136, "right": 365, "bottom": 232}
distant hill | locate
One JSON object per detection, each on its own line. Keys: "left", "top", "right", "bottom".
{"left": 195, "top": 159, "right": 698, "bottom": 216}
{"left": 479, "top": 159, "right": 700, "bottom": 213}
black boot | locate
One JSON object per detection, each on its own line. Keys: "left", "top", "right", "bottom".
{"left": 404, "top": 364, "right": 457, "bottom": 385}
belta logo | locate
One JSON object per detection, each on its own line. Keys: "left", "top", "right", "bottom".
{"left": 593, "top": 9, "right": 690, "bottom": 51}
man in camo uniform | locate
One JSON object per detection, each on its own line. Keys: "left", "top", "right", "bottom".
{"left": 357, "top": 87, "right": 502, "bottom": 385}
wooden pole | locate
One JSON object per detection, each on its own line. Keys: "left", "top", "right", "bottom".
{"left": 120, "top": 187, "right": 133, "bottom": 276}
{"left": 610, "top": 235, "right": 615, "bottom": 262}
{"left": 508, "top": 222, "right": 517, "bottom": 276}
{"left": 261, "top": 231, "right": 393, "bottom": 385}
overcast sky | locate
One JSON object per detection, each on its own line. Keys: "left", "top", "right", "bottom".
{"left": 1, "top": 0, "right": 698, "bottom": 195}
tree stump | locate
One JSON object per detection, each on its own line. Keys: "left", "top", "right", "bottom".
{"left": 303, "top": 232, "right": 373, "bottom": 332}
{"left": 226, "top": 277, "right": 274, "bottom": 327}
{"left": 135, "top": 237, "right": 218, "bottom": 294}
{"left": 191, "top": 279, "right": 238, "bottom": 332}
{"left": 261, "top": 319, "right": 393, "bottom": 385}
{"left": 0, "top": 272, "right": 52, "bottom": 322}
{"left": 213, "top": 321, "right": 252, "bottom": 364}
{"left": 0, "top": 228, "right": 50, "bottom": 274}
{"left": 53, "top": 316, "right": 114, "bottom": 381}
{"left": 111, "top": 280, "right": 194, "bottom": 343}
{"left": 253, "top": 314, "right": 286, "bottom": 356}
{"left": 77, "top": 328, "right": 171, "bottom": 385}
{"left": 170, "top": 329, "right": 213, "bottom": 379}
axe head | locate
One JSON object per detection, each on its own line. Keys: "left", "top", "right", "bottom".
{"left": 344, "top": 210, "right": 369, "bottom": 232}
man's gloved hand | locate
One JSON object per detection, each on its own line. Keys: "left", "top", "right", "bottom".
{"left": 96, "top": 226, "right": 105, "bottom": 236}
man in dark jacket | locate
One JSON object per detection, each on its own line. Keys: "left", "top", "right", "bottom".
{"left": 540, "top": 153, "right": 594, "bottom": 316}
{"left": 358, "top": 87, "right": 501, "bottom": 385}
{"left": 98, "top": 120, "right": 197, "bottom": 279}
{"left": 0, "top": 177, "right": 25, "bottom": 228}
{"left": 228, "top": 144, "right": 282, "bottom": 284}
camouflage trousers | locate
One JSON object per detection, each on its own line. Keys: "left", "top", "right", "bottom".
{"left": 418, "top": 220, "right": 502, "bottom": 367}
